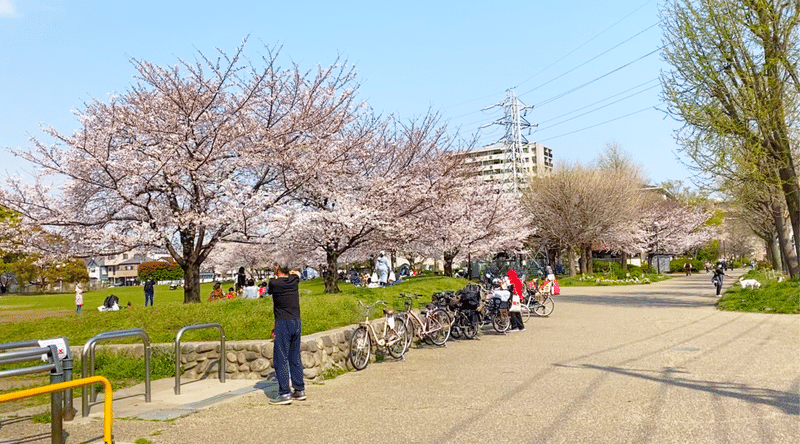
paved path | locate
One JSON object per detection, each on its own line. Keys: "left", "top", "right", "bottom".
{"left": 3, "top": 270, "right": 798, "bottom": 443}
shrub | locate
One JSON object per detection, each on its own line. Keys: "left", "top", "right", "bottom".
{"left": 138, "top": 261, "right": 183, "bottom": 281}
{"left": 669, "top": 258, "right": 704, "bottom": 273}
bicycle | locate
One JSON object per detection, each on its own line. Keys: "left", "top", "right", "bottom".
{"left": 349, "top": 300, "right": 408, "bottom": 371}
{"left": 397, "top": 293, "right": 452, "bottom": 351}
{"left": 524, "top": 279, "right": 555, "bottom": 317}
{"left": 432, "top": 291, "right": 478, "bottom": 340}
{"left": 477, "top": 285, "right": 511, "bottom": 333}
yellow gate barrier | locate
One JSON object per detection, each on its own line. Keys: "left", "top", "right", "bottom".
{"left": 0, "top": 375, "right": 113, "bottom": 444}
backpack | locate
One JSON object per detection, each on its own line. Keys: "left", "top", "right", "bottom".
{"left": 103, "top": 294, "right": 119, "bottom": 309}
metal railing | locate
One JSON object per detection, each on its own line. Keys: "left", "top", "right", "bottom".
{"left": 82, "top": 328, "right": 151, "bottom": 417}
{"left": 0, "top": 376, "right": 114, "bottom": 444}
{"left": 0, "top": 338, "right": 75, "bottom": 421}
{"left": 174, "top": 323, "right": 226, "bottom": 395}
{"left": 0, "top": 339, "right": 68, "bottom": 444}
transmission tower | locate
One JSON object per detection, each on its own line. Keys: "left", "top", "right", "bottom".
{"left": 481, "top": 88, "right": 537, "bottom": 192}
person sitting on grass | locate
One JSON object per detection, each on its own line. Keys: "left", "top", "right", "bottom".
{"left": 225, "top": 287, "right": 237, "bottom": 299}
{"left": 208, "top": 282, "right": 225, "bottom": 302}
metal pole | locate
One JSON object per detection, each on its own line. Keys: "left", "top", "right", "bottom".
{"left": 174, "top": 323, "right": 225, "bottom": 395}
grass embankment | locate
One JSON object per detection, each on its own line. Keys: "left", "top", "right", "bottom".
{"left": 0, "top": 276, "right": 467, "bottom": 413}
{"left": 0, "top": 276, "right": 469, "bottom": 345}
{"left": 557, "top": 273, "right": 670, "bottom": 286}
{"left": 717, "top": 270, "right": 799, "bottom": 314}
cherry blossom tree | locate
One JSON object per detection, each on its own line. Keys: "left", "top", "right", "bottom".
{"left": 0, "top": 40, "right": 362, "bottom": 302}
{"left": 271, "top": 113, "right": 460, "bottom": 293}
{"left": 411, "top": 177, "right": 531, "bottom": 277}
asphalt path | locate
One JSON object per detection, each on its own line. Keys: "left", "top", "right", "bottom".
{"left": 4, "top": 270, "right": 799, "bottom": 443}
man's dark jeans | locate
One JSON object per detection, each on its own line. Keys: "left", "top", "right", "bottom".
{"left": 273, "top": 318, "right": 304, "bottom": 396}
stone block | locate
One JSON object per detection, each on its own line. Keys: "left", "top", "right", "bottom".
{"left": 231, "top": 373, "right": 246, "bottom": 380}
{"left": 260, "top": 369, "right": 275, "bottom": 378}
{"left": 301, "top": 351, "right": 315, "bottom": 369}
{"left": 196, "top": 360, "right": 209, "bottom": 374}
{"left": 226, "top": 352, "right": 237, "bottom": 363}
{"left": 181, "top": 344, "right": 196, "bottom": 354}
{"left": 233, "top": 344, "right": 244, "bottom": 351}
{"left": 303, "top": 367, "right": 320, "bottom": 380}
{"left": 183, "top": 361, "right": 197, "bottom": 371}
{"left": 322, "top": 336, "right": 333, "bottom": 348}
{"left": 246, "top": 373, "right": 259, "bottom": 380}
{"left": 238, "top": 363, "right": 250, "bottom": 372}
{"left": 307, "top": 341, "right": 318, "bottom": 353}
{"left": 196, "top": 343, "right": 214, "bottom": 353}
{"left": 300, "top": 342, "right": 308, "bottom": 352}
{"left": 237, "top": 351, "right": 246, "bottom": 365}
{"left": 261, "top": 344, "right": 273, "bottom": 359}
{"left": 250, "top": 358, "right": 270, "bottom": 372}
{"left": 245, "top": 351, "right": 259, "bottom": 362}
{"left": 247, "top": 344, "right": 260, "bottom": 352}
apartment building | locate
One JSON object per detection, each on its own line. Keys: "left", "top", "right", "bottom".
{"left": 462, "top": 142, "right": 553, "bottom": 186}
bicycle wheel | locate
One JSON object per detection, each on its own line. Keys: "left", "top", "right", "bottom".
{"left": 492, "top": 311, "right": 510, "bottom": 333}
{"left": 461, "top": 312, "right": 478, "bottom": 339}
{"left": 450, "top": 318, "right": 463, "bottom": 339}
{"left": 349, "top": 326, "right": 371, "bottom": 370}
{"left": 533, "top": 296, "right": 555, "bottom": 317}
{"left": 401, "top": 315, "right": 416, "bottom": 354}
{"left": 519, "top": 304, "right": 531, "bottom": 322}
{"left": 428, "top": 309, "right": 451, "bottom": 346}
{"left": 387, "top": 319, "right": 407, "bottom": 359}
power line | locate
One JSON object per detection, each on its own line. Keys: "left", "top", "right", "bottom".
{"left": 513, "top": 0, "right": 656, "bottom": 90}
{"left": 538, "top": 78, "right": 658, "bottom": 125}
{"left": 536, "top": 84, "right": 659, "bottom": 131}
{"left": 440, "top": 0, "right": 657, "bottom": 118}
{"left": 535, "top": 46, "right": 662, "bottom": 108}
{"left": 538, "top": 105, "right": 656, "bottom": 142}
{"left": 518, "top": 23, "right": 659, "bottom": 98}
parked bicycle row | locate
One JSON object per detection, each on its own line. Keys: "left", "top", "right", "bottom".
{"left": 348, "top": 271, "right": 558, "bottom": 371}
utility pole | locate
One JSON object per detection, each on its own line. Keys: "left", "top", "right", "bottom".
{"left": 481, "top": 88, "right": 537, "bottom": 193}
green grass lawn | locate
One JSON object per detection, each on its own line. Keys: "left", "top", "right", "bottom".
{"left": 717, "top": 271, "right": 799, "bottom": 314}
{"left": 557, "top": 273, "right": 670, "bottom": 286}
{"left": 0, "top": 276, "right": 470, "bottom": 346}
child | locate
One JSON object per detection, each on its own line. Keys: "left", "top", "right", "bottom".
{"left": 225, "top": 287, "right": 237, "bottom": 299}
{"left": 75, "top": 282, "right": 84, "bottom": 314}
{"left": 258, "top": 282, "right": 267, "bottom": 298}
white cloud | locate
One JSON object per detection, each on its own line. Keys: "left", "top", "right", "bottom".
{"left": 0, "top": 0, "right": 17, "bottom": 18}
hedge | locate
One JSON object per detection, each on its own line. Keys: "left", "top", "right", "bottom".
{"left": 138, "top": 260, "right": 183, "bottom": 281}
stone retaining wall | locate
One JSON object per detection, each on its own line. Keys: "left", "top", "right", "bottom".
{"left": 69, "top": 325, "right": 363, "bottom": 382}
{"left": 180, "top": 327, "right": 354, "bottom": 381}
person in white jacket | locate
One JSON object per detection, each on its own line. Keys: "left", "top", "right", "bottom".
{"left": 374, "top": 251, "right": 392, "bottom": 286}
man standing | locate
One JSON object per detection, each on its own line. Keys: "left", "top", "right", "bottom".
{"left": 143, "top": 277, "right": 155, "bottom": 307}
{"left": 268, "top": 262, "right": 305, "bottom": 405}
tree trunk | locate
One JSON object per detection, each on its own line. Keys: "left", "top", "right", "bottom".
{"left": 182, "top": 261, "right": 201, "bottom": 303}
{"left": 773, "top": 203, "right": 800, "bottom": 276}
{"left": 324, "top": 249, "right": 340, "bottom": 294}
{"left": 585, "top": 245, "right": 594, "bottom": 274}
{"left": 568, "top": 247, "right": 577, "bottom": 276}
{"left": 768, "top": 236, "right": 782, "bottom": 271}
{"left": 443, "top": 251, "right": 457, "bottom": 277}
{"left": 776, "top": 136, "right": 800, "bottom": 277}
{"left": 621, "top": 251, "right": 629, "bottom": 271}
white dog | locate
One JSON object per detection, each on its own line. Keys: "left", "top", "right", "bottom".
{"left": 739, "top": 278, "right": 761, "bottom": 289}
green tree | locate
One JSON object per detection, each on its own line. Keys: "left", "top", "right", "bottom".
{"left": 660, "top": 0, "right": 800, "bottom": 277}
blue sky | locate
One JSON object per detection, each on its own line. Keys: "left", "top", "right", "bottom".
{"left": 0, "top": 0, "right": 690, "bottom": 184}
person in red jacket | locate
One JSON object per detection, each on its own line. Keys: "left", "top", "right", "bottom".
{"left": 507, "top": 270, "right": 526, "bottom": 332}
